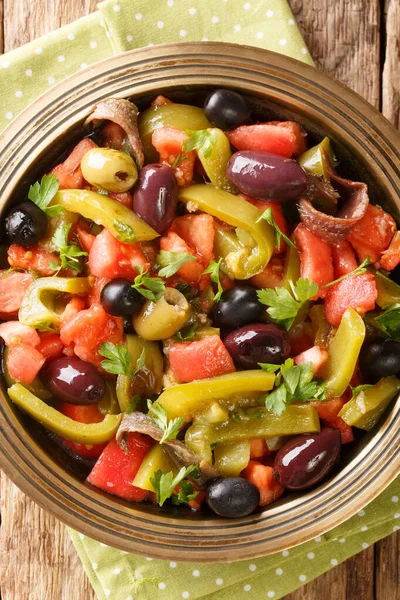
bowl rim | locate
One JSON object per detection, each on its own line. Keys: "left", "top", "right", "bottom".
{"left": 0, "top": 41, "right": 399, "bottom": 562}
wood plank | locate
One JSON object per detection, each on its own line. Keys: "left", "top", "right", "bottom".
{"left": 375, "top": 531, "right": 400, "bottom": 600}
{"left": 382, "top": 0, "right": 400, "bottom": 127}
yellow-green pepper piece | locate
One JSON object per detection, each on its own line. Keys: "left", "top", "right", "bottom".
{"left": 309, "top": 304, "right": 332, "bottom": 350}
{"left": 179, "top": 185, "right": 275, "bottom": 279}
{"left": 339, "top": 376, "right": 400, "bottom": 431}
{"left": 298, "top": 137, "right": 336, "bottom": 180}
{"left": 8, "top": 384, "right": 121, "bottom": 443}
{"left": 195, "top": 128, "right": 233, "bottom": 190}
{"left": 195, "top": 401, "right": 229, "bottom": 424}
{"left": 53, "top": 189, "right": 158, "bottom": 242}
{"left": 39, "top": 209, "right": 79, "bottom": 253}
{"left": 373, "top": 270, "right": 400, "bottom": 308}
{"left": 133, "top": 444, "right": 177, "bottom": 492}
{"left": 281, "top": 243, "right": 300, "bottom": 291}
{"left": 322, "top": 308, "right": 365, "bottom": 399}
{"left": 213, "top": 440, "right": 250, "bottom": 477}
{"left": 98, "top": 381, "right": 121, "bottom": 415}
{"left": 156, "top": 370, "right": 275, "bottom": 420}
{"left": 19, "top": 277, "right": 90, "bottom": 331}
{"left": 184, "top": 421, "right": 213, "bottom": 463}
{"left": 138, "top": 103, "right": 212, "bottom": 162}
{"left": 3, "top": 347, "right": 52, "bottom": 400}
{"left": 214, "top": 222, "right": 247, "bottom": 278}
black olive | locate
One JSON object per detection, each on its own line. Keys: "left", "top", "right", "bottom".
{"left": 224, "top": 323, "right": 291, "bottom": 369}
{"left": 389, "top": 263, "right": 400, "bottom": 286}
{"left": 41, "top": 356, "right": 106, "bottom": 405}
{"left": 5, "top": 201, "right": 48, "bottom": 246}
{"left": 206, "top": 477, "right": 260, "bottom": 518}
{"left": 360, "top": 339, "right": 400, "bottom": 379}
{"left": 203, "top": 89, "right": 251, "bottom": 130}
{"left": 100, "top": 278, "right": 143, "bottom": 316}
{"left": 123, "top": 316, "right": 135, "bottom": 334}
{"left": 212, "top": 284, "right": 264, "bottom": 329}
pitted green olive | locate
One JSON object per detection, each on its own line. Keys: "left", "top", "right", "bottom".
{"left": 81, "top": 147, "right": 138, "bottom": 193}
{"left": 133, "top": 287, "right": 191, "bottom": 340}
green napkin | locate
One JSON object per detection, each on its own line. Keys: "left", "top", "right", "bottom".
{"left": 0, "top": 0, "right": 398, "bottom": 598}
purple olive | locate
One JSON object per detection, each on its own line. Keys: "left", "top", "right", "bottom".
{"left": 274, "top": 429, "right": 341, "bottom": 490}
{"left": 226, "top": 150, "right": 307, "bottom": 201}
{"left": 133, "top": 163, "right": 178, "bottom": 234}
{"left": 41, "top": 356, "right": 106, "bottom": 405}
{"left": 224, "top": 323, "right": 291, "bottom": 369}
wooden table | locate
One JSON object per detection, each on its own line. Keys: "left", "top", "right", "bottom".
{"left": 0, "top": 1, "right": 399, "bottom": 598}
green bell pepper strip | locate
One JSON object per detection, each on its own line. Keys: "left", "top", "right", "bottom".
{"left": 339, "top": 376, "right": 400, "bottom": 430}
{"left": 133, "top": 444, "right": 177, "bottom": 492}
{"left": 195, "top": 128, "right": 233, "bottom": 190}
{"left": 19, "top": 277, "right": 90, "bottom": 331}
{"left": 298, "top": 137, "right": 336, "bottom": 180}
{"left": 8, "top": 384, "right": 121, "bottom": 443}
{"left": 373, "top": 270, "right": 400, "bottom": 308}
{"left": 321, "top": 307, "right": 365, "bottom": 399}
{"left": 213, "top": 440, "right": 251, "bottom": 477}
{"left": 52, "top": 190, "right": 159, "bottom": 242}
{"left": 156, "top": 370, "right": 275, "bottom": 421}
{"left": 179, "top": 185, "right": 275, "bottom": 279}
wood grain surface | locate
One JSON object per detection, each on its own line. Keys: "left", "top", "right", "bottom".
{"left": 0, "top": 1, "right": 399, "bottom": 599}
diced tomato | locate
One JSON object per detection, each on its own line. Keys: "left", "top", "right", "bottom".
{"left": 170, "top": 214, "right": 215, "bottom": 265}
{"left": 151, "top": 95, "right": 173, "bottom": 107}
{"left": 242, "top": 461, "right": 284, "bottom": 506}
{"left": 311, "top": 399, "right": 354, "bottom": 444}
{"left": 8, "top": 244, "right": 60, "bottom": 276}
{"left": 324, "top": 272, "right": 377, "bottom": 327}
{"left": 108, "top": 191, "right": 133, "bottom": 209}
{"left": 240, "top": 194, "right": 289, "bottom": 253}
{"left": 169, "top": 335, "right": 236, "bottom": 383}
{"left": 326, "top": 417, "right": 354, "bottom": 444}
{"left": 60, "top": 303, "right": 123, "bottom": 367}
{"left": 152, "top": 127, "right": 196, "bottom": 186}
{"left": 226, "top": 121, "right": 306, "bottom": 158}
{"left": 294, "top": 345, "right": 328, "bottom": 376}
{"left": 160, "top": 231, "right": 206, "bottom": 288}
{"left": 0, "top": 270, "right": 34, "bottom": 316}
{"left": 87, "top": 433, "right": 153, "bottom": 501}
{"left": 7, "top": 343, "right": 45, "bottom": 384}
{"left": 188, "top": 490, "right": 206, "bottom": 511}
{"left": 88, "top": 277, "right": 110, "bottom": 306}
{"left": 76, "top": 220, "right": 96, "bottom": 253}
{"left": 331, "top": 240, "right": 358, "bottom": 278}
{"left": 380, "top": 231, "right": 400, "bottom": 271}
{"left": 61, "top": 297, "right": 87, "bottom": 323}
{"left": 88, "top": 228, "right": 149, "bottom": 280}
{"left": 36, "top": 332, "right": 64, "bottom": 360}
{"left": 347, "top": 205, "right": 396, "bottom": 263}
{"left": 102, "top": 123, "right": 125, "bottom": 150}
{"left": 0, "top": 321, "right": 40, "bottom": 348}
{"left": 293, "top": 224, "right": 334, "bottom": 298}
{"left": 63, "top": 344, "right": 75, "bottom": 357}
{"left": 250, "top": 439, "right": 269, "bottom": 459}
{"left": 250, "top": 257, "right": 284, "bottom": 289}
{"left": 50, "top": 138, "right": 97, "bottom": 189}
{"left": 59, "top": 402, "right": 107, "bottom": 459}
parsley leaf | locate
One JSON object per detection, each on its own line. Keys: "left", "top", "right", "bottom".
{"left": 375, "top": 303, "right": 400, "bottom": 340}
{"left": 51, "top": 224, "right": 87, "bottom": 273}
{"left": 257, "top": 277, "right": 318, "bottom": 330}
{"left": 150, "top": 465, "right": 198, "bottom": 507}
{"left": 256, "top": 207, "right": 296, "bottom": 250}
{"left": 265, "top": 385, "right": 287, "bottom": 415}
{"left": 113, "top": 219, "right": 136, "bottom": 243}
{"left": 258, "top": 363, "right": 281, "bottom": 373}
{"left": 35, "top": 321, "right": 57, "bottom": 333}
{"left": 201, "top": 258, "right": 223, "bottom": 302}
{"left": 171, "top": 479, "right": 199, "bottom": 505}
{"left": 182, "top": 129, "right": 215, "bottom": 158}
{"left": 157, "top": 250, "right": 197, "bottom": 278}
{"left": 175, "top": 322, "right": 198, "bottom": 341}
{"left": 147, "top": 400, "right": 184, "bottom": 444}
{"left": 323, "top": 257, "right": 371, "bottom": 288}
{"left": 28, "top": 174, "right": 63, "bottom": 217}
{"left": 98, "top": 342, "right": 132, "bottom": 376}
{"left": 132, "top": 266, "right": 166, "bottom": 302}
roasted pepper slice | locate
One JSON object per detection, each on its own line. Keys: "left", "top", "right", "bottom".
{"left": 8, "top": 383, "right": 121, "bottom": 443}
{"left": 373, "top": 270, "right": 400, "bottom": 308}
{"left": 339, "top": 376, "right": 400, "bottom": 430}
{"left": 213, "top": 440, "right": 250, "bottom": 477}
{"left": 53, "top": 189, "right": 158, "bottom": 242}
{"left": 133, "top": 444, "right": 177, "bottom": 492}
{"left": 281, "top": 243, "right": 300, "bottom": 290}
{"left": 321, "top": 307, "right": 365, "bottom": 399}
{"left": 19, "top": 277, "right": 90, "bottom": 331}
{"left": 195, "top": 128, "right": 233, "bottom": 190}
{"left": 156, "top": 370, "right": 275, "bottom": 420}
{"left": 179, "top": 185, "right": 275, "bottom": 279}
{"left": 298, "top": 137, "right": 336, "bottom": 180}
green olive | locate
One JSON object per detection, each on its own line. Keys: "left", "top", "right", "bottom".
{"left": 133, "top": 287, "right": 191, "bottom": 340}
{"left": 81, "top": 147, "right": 138, "bottom": 193}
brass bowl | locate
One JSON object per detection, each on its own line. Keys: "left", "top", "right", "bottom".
{"left": 0, "top": 42, "right": 399, "bottom": 562}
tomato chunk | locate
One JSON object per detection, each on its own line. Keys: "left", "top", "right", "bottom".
{"left": 160, "top": 231, "right": 206, "bottom": 288}
{"left": 76, "top": 220, "right": 96, "bottom": 253}
{"left": 331, "top": 239, "right": 358, "bottom": 278}
{"left": 102, "top": 122, "right": 125, "bottom": 150}
{"left": 0, "top": 270, "right": 34, "bottom": 316}
{"left": 88, "top": 277, "right": 110, "bottom": 306}
{"left": 152, "top": 126, "right": 195, "bottom": 186}
{"left": 249, "top": 439, "right": 269, "bottom": 459}
{"left": 226, "top": 121, "right": 306, "bottom": 158}
{"left": 240, "top": 195, "right": 289, "bottom": 254}
{"left": 294, "top": 345, "right": 328, "bottom": 376}
{"left": 59, "top": 402, "right": 107, "bottom": 459}
{"left": 293, "top": 224, "right": 334, "bottom": 298}
{"left": 267, "top": 121, "right": 308, "bottom": 156}
{"left": 36, "top": 332, "right": 64, "bottom": 360}
{"left": 250, "top": 257, "right": 284, "bottom": 289}
{"left": 8, "top": 244, "right": 59, "bottom": 276}
{"left": 50, "top": 138, "right": 97, "bottom": 189}
{"left": 87, "top": 433, "right": 153, "bottom": 501}
{"left": 151, "top": 95, "right": 173, "bottom": 107}
{"left": 169, "top": 335, "right": 236, "bottom": 383}
{"left": 324, "top": 272, "right": 377, "bottom": 327}
{"left": 242, "top": 461, "right": 284, "bottom": 506}
{"left": 0, "top": 321, "right": 40, "bottom": 348}
{"left": 311, "top": 399, "right": 354, "bottom": 444}
{"left": 380, "top": 231, "right": 400, "bottom": 271}
{"left": 109, "top": 191, "right": 133, "bottom": 209}
{"left": 170, "top": 214, "right": 215, "bottom": 265}
{"left": 88, "top": 228, "right": 149, "bottom": 280}
{"left": 61, "top": 297, "right": 87, "bottom": 323}
{"left": 7, "top": 343, "right": 45, "bottom": 384}
{"left": 347, "top": 205, "right": 396, "bottom": 263}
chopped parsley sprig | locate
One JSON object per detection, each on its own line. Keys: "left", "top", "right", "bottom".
{"left": 157, "top": 250, "right": 196, "bottom": 278}
{"left": 147, "top": 400, "right": 184, "bottom": 444}
{"left": 375, "top": 303, "right": 400, "bottom": 340}
{"left": 132, "top": 266, "right": 166, "bottom": 302}
{"left": 323, "top": 257, "right": 371, "bottom": 288}
{"left": 150, "top": 465, "right": 198, "bottom": 507}
{"left": 202, "top": 258, "right": 224, "bottom": 302}
{"left": 257, "top": 278, "right": 318, "bottom": 330}
{"left": 50, "top": 223, "right": 87, "bottom": 273}
{"left": 28, "top": 174, "right": 63, "bottom": 217}
{"left": 182, "top": 129, "right": 215, "bottom": 158}
{"left": 256, "top": 207, "right": 296, "bottom": 250}
{"left": 98, "top": 343, "right": 146, "bottom": 378}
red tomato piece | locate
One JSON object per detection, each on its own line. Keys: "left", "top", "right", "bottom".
{"left": 151, "top": 126, "right": 196, "bottom": 186}
{"left": 0, "top": 321, "right": 40, "bottom": 348}
{"left": 170, "top": 214, "right": 215, "bottom": 265}
{"left": 50, "top": 138, "right": 97, "bottom": 189}
{"left": 188, "top": 490, "right": 206, "bottom": 511}
{"left": 169, "top": 335, "right": 236, "bottom": 383}
{"left": 160, "top": 231, "right": 206, "bottom": 288}
{"left": 8, "top": 244, "right": 60, "bottom": 276}
{"left": 59, "top": 402, "right": 107, "bottom": 459}
{"left": 311, "top": 399, "right": 354, "bottom": 444}
{"left": 7, "top": 343, "right": 45, "bottom": 384}
{"left": 250, "top": 257, "right": 284, "bottom": 289}
{"left": 249, "top": 439, "right": 269, "bottom": 459}
{"left": 242, "top": 461, "right": 284, "bottom": 506}
{"left": 294, "top": 345, "right": 328, "bottom": 376}
{"left": 88, "top": 277, "right": 110, "bottom": 306}
{"left": 76, "top": 220, "right": 96, "bottom": 253}
{"left": 87, "top": 433, "right": 153, "bottom": 501}
{"left": 60, "top": 303, "right": 123, "bottom": 367}
{"left": 347, "top": 205, "right": 396, "bottom": 263}
{"left": 0, "top": 270, "right": 34, "bottom": 316}
{"left": 267, "top": 121, "right": 308, "bottom": 156}
{"left": 380, "top": 231, "right": 400, "bottom": 271}
{"left": 88, "top": 228, "right": 149, "bottom": 280}
{"left": 226, "top": 122, "right": 306, "bottom": 158}
{"left": 151, "top": 95, "right": 173, "bottom": 107}
{"left": 108, "top": 191, "right": 133, "bottom": 209}
{"left": 240, "top": 194, "right": 289, "bottom": 253}
{"left": 61, "top": 297, "right": 87, "bottom": 324}
{"left": 324, "top": 272, "right": 377, "bottom": 327}
{"left": 326, "top": 417, "right": 354, "bottom": 444}
{"left": 293, "top": 224, "right": 334, "bottom": 298}
{"left": 331, "top": 239, "right": 358, "bottom": 278}
{"left": 36, "top": 332, "right": 64, "bottom": 360}
{"left": 102, "top": 123, "right": 125, "bottom": 150}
